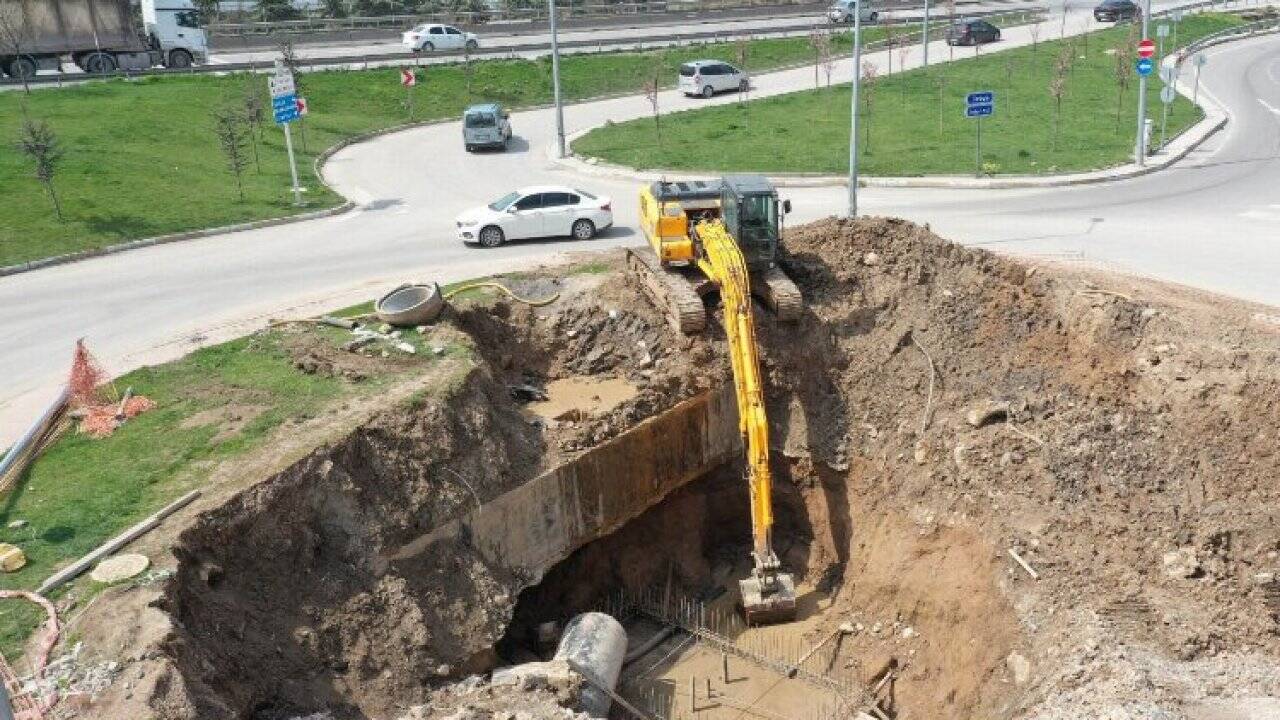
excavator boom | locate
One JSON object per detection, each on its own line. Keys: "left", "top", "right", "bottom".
{"left": 694, "top": 221, "right": 797, "bottom": 624}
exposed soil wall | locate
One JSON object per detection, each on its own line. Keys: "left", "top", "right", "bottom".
{"left": 140, "top": 217, "right": 1279, "bottom": 720}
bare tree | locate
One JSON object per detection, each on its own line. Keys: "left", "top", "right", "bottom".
{"left": 1113, "top": 40, "right": 1134, "bottom": 129}
{"left": 883, "top": 13, "right": 896, "bottom": 75}
{"left": 0, "top": 2, "right": 35, "bottom": 95}
{"left": 212, "top": 106, "right": 251, "bottom": 202}
{"left": 808, "top": 30, "right": 824, "bottom": 88}
{"left": 1079, "top": 18, "right": 1091, "bottom": 59}
{"left": 242, "top": 77, "right": 265, "bottom": 172}
{"left": 642, "top": 77, "right": 661, "bottom": 150}
{"left": 945, "top": 0, "right": 957, "bottom": 60}
{"left": 898, "top": 46, "right": 910, "bottom": 102}
{"left": 1050, "top": 73, "right": 1066, "bottom": 151}
{"left": 735, "top": 38, "right": 750, "bottom": 102}
{"left": 1004, "top": 56, "right": 1015, "bottom": 117}
{"left": 861, "top": 60, "right": 878, "bottom": 153}
{"left": 935, "top": 72, "right": 948, "bottom": 134}
{"left": 16, "top": 118, "right": 65, "bottom": 221}
{"left": 463, "top": 40, "right": 474, "bottom": 100}
{"left": 1029, "top": 22, "right": 1042, "bottom": 52}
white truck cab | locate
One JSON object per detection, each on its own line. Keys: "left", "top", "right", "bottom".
{"left": 142, "top": 0, "right": 209, "bottom": 68}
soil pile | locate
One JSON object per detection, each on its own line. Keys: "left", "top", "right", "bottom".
{"left": 759, "top": 216, "right": 1280, "bottom": 719}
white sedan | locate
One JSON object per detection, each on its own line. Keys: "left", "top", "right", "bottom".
{"left": 402, "top": 23, "right": 479, "bottom": 52}
{"left": 456, "top": 186, "right": 613, "bottom": 248}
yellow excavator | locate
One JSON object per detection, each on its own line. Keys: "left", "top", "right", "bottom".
{"left": 627, "top": 175, "right": 801, "bottom": 624}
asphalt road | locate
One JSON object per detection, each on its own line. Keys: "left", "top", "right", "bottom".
{"left": 1, "top": 6, "right": 1275, "bottom": 446}
{"left": 207, "top": 0, "right": 1046, "bottom": 65}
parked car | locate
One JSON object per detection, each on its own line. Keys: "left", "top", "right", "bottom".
{"left": 402, "top": 23, "right": 479, "bottom": 52}
{"left": 678, "top": 60, "right": 749, "bottom": 99}
{"left": 945, "top": 18, "right": 1001, "bottom": 46}
{"left": 456, "top": 186, "right": 613, "bottom": 248}
{"left": 827, "top": 0, "right": 879, "bottom": 24}
{"left": 462, "top": 103, "right": 512, "bottom": 152}
{"left": 1093, "top": 0, "right": 1140, "bottom": 22}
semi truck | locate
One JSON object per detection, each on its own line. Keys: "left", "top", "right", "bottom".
{"left": 0, "top": 0, "right": 208, "bottom": 78}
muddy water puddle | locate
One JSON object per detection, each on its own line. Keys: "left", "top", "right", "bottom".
{"left": 526, "top": 376, "right": 638, "bottom": 421}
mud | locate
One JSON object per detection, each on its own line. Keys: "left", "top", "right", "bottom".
{"left": 123, "top": 217, "right": 1280, "bottom": 720}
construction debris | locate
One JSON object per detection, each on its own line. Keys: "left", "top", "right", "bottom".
{"left": 88, "top": 553, "right": 150, "bottom": 584}
{"left": 0, "top": 543, "right": 27, "bottom": 573}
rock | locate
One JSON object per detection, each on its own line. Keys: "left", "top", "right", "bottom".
{"left": 378, "top": 323, "right": 392, "bottom": 333}
{"left": 7, "top": 520, "right": 26, "bottom": 529}
{"left": 1141, "top": 308, "right": 1158, "bottom": 319}
{"left": 608, "top": 309, "right": 619, "bottom": 319}
{"left": 432, "top": 346, "right": 446, "bottom": 356}
{"left": 966, "top": 400, "right": 1010, "bottom": 428}
{"left": 435, "top": 663, "right": 452, "bottom": 677}
{"left": 901, "top": 626, "right": 917, "bottom": 639}
{"left": 870, "top": 622, "right": 883, "bottom": 635}
{"left": 862, "top": 252, "right": 881, "bottom": 266}
{"left": 1252, "top": 571, "right": 1276, "bottom": 585}
{"left": 1006, "top": 652, "right": 1031, "bottom": 685}
{"left": 566, "top": 329, "right": 578, "bottom": 339}
{"left": 1162, "top": 547, "right": 1201, "bottom": 579}
{"left": 913, "top": 443, "right": 928, "bottom": 465}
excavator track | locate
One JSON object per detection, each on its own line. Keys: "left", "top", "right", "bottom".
{"left": 753, "top": 267, "right": 804, "bottom": 322}
{"left": 625, "top": 248, "right": 707, "bottom": 335}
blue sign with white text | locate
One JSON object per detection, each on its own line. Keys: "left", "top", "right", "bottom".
{"left": 1136, "top": 57, "right": 1154, "bottom": 76}
{"left": 965, "top": 104, "right": 994, "bottom": 118}
{"left": 965, "top": 89, "right": 995, "bottom": 119}
{"left": 966, "top": 91, "right": 994, "bottom": 106}
{"left": 273, "top": 93, "right": 299, "bottom": 124}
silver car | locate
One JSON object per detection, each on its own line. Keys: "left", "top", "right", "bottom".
{"left": 678, "top": 60, "right": 749, "bottom": 99}
{"left": 827, "top": 0, "right": 879, "bottom": 23}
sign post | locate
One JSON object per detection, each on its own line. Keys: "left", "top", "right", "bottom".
{"left": 270, "top": 60, "right": 303, "bottom": 207}
{"left": 1192, "top": 53, "right": 1207, "bottom": 105}
{"left": 401, "top": 67, "right": 417, "bottom": 120}
{"left": 1171, "top": 9, "right": 1184, "bottom": 51}
{"left": 965, "top": 90, "right": 995, "bottom": 177}
{"left": 1135, "top": 11, "right": 1154, "bottom": 165}
{"left": 1156, "top": 23, "right": 1169, "bottom": 62}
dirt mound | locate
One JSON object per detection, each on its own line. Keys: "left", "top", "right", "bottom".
{"left": 761, "top": 216, "right": 1280, "bottom": 719}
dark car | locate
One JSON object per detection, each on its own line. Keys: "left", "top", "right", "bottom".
{"left": 1094, "top": 0, "right": 1140, "bottom": 22}
{"left": 945, "top": 19, "right": 1001, "bottom": 46}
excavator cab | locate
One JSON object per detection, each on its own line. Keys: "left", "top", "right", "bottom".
{"left": 719, "top": 175, "right": 790, "bottom": 272}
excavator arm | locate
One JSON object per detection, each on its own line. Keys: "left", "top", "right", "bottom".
{"left": 694, "top": 221, "right": 797, "bottom": 624}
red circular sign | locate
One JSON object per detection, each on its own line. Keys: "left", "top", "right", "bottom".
{"left": 1137, "top": 39, "right": 1155, "bottom": 58}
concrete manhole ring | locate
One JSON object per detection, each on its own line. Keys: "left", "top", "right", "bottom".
{"left": 90, "top": 553, "right": 151, "bottom": 584}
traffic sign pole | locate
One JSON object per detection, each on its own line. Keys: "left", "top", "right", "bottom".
{"left": 922, "top": 0, "right": 930, "bottom": 69}
{"left": 1135, "top": 1, "right": 1151, "bottom": 166}
{"left": 848, "top": 0, "right": 864, "bottom": 217}
{"left": 549, "top": 0, "right": 566, "bottom": 159}
{"left": 283, "top": 123, "right": 302, "bottom": 206}
{"left": 964, "top": 91, "right": 994, "bottom": 177}
{"left": 975, "top": 115, "right": 983, "bottom": 177}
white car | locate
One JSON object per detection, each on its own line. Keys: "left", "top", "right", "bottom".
{"left": 456, "top": 186, "right": 613, "bottom": 248}
{"left": 827, "top": 0, "right": 879, "bottom": 23}
{"left": 402, "top": 24, "right": 479, "bottom": 52}
{"left": 678, "top": 60, "right": 749, "bottom": 98}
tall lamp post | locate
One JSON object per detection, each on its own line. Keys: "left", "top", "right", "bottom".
{"left": 1134, "top": 0, "right": 1152, "bottom": 166}
{"left": 549, "top": 0, "right": 566, "bottom": 158}
{"left": 847, "top": 0, "right": 864, "bottom": 217}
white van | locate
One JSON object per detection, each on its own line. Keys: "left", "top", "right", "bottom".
{"left": 827, "top": 0, "right": 879, "bottom": 23}
{"left": 678, "top": 60, "right": 749, "bottom": 99}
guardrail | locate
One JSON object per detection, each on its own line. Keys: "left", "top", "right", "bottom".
{"left": 1177, "top": 9, "right": 1280, "bottom": 53}
{"left": 1, "top": 7, "right": 1042, "bottom": 87}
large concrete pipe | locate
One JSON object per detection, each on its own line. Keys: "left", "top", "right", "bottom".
{"left": 554, "top": 612, "right": 627, "bottom": 718}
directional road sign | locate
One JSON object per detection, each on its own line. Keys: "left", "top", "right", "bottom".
{"left": 272, "top": 93, "right": 300, "bottom": 124}
{"left": 965, "top": 90, "right": 995, "bottom": 118}
{"left": 401, "top": 68, "right": 417, "bottom": 87}
{"left": 296, "top": 97, "right": 309, "bottom": 116}
{"left": 1136, "top": 57, "right": 1154, "bottom": 76}
{"left": 1156, "top": 23, "right": 1170, "bottom": 38}
{"left": 268, "top": 74, "right": 295, "bottom": 99}
{"left": 1159, "top": 65, "right": 1176, "bottom": 84}
{"left": 1138, "top": 38, "right": 1155, "bottom": 58}
{"left": 1194, "top": 53, "right": 1208, "bottom": 67}
{"left": 1161, "top": 85, "right": 1176, "bottom": 104}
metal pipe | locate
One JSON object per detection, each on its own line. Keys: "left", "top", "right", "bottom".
{"left": 847, "top": 0, "right": 864, "bottom": 217}
{"left": 0, "top": 387, "right": 69, "bottom": 487}
{"left": 549, "top": 0, "right": 566, "bottom": 158}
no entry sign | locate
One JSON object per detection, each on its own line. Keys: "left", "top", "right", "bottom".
{"left": 1138, "top": 39, "right": 1155, "bottom": 58}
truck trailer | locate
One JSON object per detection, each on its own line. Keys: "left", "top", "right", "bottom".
{"left": 0, "top": 0, "right": 208, "bottom": 78}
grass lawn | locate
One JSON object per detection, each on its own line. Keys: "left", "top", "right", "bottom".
{"left": 0, "top": 27, "right": 936, "bottom": 268}
{"left": 572, "top": 13, "right": 1244, "bottom": 176}
{"left": 0, "top": 313, "right": 475, "bottom": 658}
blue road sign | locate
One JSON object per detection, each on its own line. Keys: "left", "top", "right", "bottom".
{"left": 273, "top": 93, "right": 299, "bottom": 124}
{"left": 1136, "top": 57, "right": 1154, "bottom": 76}
{"left": 965, "top": 104, "right": 994, "bottom": 118}
{"left": 965, "top": 89, "right": 995, "bottom": 119}
{"left": 966, "top": 91, "right": 994, "bottom": 106}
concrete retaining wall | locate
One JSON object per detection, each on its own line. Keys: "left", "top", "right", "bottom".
{"left": 382, "top": 382, "right": 739, "bottom": 580}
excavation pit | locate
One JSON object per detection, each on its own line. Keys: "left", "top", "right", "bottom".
{"left": 116, "top": 217, "right": 1279, "bottom": 720}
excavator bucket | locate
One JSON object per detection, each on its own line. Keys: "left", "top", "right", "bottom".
{"left": 739, "top": 572, "right": 797, "bottom": 625}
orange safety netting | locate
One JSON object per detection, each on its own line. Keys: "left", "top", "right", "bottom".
{"left": 67, "top": 339, "right": 156, "bottom": 438}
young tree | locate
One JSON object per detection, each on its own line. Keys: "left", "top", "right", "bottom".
{"left": 883, "top": 13, "right": 896, "bottom": 75}
{"left": 642, "top": 77, "right": 661, "bottom": 149}
{"left": 322, "top": 0, "right": 349, "bottom": 17}
{"left": 0, "top": 2, "right": 35, "bottom": 95}
{"left": 945, "top": 0, "right": 957, "bottom": 60}
{"left": 1113, "top": 41, "right": 1133, "bottom": 129}
{"left": 735, "top": 38, "right": 750, "bottom": 102}
{"left": 861, "top": 60, "right": 878, "bottom": 153}
{"left": 212, "top": 106, "right": 251, "bottom": 202}
{"left": 1004, "top": 56, "right": 1015, "bottom": 117}
{"left": 258, "top": 0, "right": 301, "bottom": 21}
{"left": 1080, "top": 19, "right": 1090, "bottom": 59}
{"left": 935, "top": 72, "right": 948, "bottom": 134}
{"left": 16, "top": 118, "right": 65, "bottom": 221}
{"left": 242, "top": 78, "right": 265, "bottom": 172}
{"left": 1050, "top": 74, "right": 1066, "bottom": 151}
{"left": 898, "top": 47, "right": 910, "bottom": 103}
{"left": 808, "top": 30, "right": 824, "bottom": 89}
{"left": 192, "top": 0, "right": 221, "bottom": 21}
{"left": 1029, "top": 22, "right": 1041, "bottom": 53}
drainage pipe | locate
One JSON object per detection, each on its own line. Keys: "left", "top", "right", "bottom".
{"left": 0, "top": 388, "right": 69, "bottom": 492}
{"left": 554, "top": 612, "right": 627, "bottom": 718}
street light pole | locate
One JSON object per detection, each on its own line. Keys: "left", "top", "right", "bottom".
{"left": 1134, "top": 0, "right": 1151, "bottom": 166}
{"left": 922, "top": 0, "right": 930, "bottom": 69}
{"left": 549, "top": 0, "right": 566, "bottom": 158}
{"left": 847, "top": 0, "right": 864, "bottom": 217}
